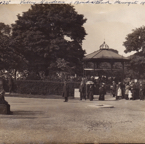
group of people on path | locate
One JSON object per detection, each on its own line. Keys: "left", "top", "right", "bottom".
{"left": 62, "top": 76, "right": 145, "bottom": 102}
{"left": 79, "top": 77, "right": 106, "bottom": 101}
{"left": 111, "top": 79, "right": 145, "bottom": 100}
{"left": 62, "top": 76, "right": 107, "bottom": 102}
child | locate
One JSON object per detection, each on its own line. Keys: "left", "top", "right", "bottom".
{"left": 128, "top": 90, "right": 132, "bottom": 100}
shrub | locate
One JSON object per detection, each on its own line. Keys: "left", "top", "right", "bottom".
{"left": 16, "top": 80, "right": 80, "bottom": 96}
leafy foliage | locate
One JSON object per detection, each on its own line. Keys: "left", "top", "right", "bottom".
{"left": 0, "top": 22, "right": 28, "bottom": 75}
{"left": 11, "top": 4, "right": 87, "bottom": 76}
{"left": 124, "top": 26, "right": 145, "bottom": 53}
{"left": 125, "top": 53, "right": 145, "bottom": 79}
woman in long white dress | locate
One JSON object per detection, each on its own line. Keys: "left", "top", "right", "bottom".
{"left": 125, "top": 82, "right": 130, "bottom": 100}
{"left": 116, "top": 82, "right": 122, "bottom": 100}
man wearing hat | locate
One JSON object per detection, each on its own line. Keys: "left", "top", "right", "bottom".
{"left": 62, "top": 80, "right": 69, "bottom": 102}
{"left": 132, "top": 79, "right": 139, "bottom": 100}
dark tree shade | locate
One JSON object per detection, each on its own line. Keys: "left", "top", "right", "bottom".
{"left": 11, "top": 4, "right": 87, "bottom": 75}
{"left": 0, "top": 23, "right": 18, "bottom": 71}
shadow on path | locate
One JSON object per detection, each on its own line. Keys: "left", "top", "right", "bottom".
{"left": 13, "top": 110, "right": 43, "bottom": 115}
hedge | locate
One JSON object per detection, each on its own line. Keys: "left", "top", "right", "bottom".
{"left": 15, "top": 80, "right": 80, "bottom": 96}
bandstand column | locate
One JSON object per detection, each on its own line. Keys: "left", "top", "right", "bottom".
{"left": 83, "top": 62, "right": 85, "bottom": 77}
{"left": 96, "top": 62, "right": 99, "bottom": 77}
{"left": 83, "top": 62, "right": 87, "bottom": 77}
{"left": 110, "top": 61, "right": 113, "bottom": 79}
{"left": 93, "top": 62, "right": 95, "bottom": 77}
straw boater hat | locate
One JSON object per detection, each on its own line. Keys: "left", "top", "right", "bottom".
{"left": 95, "top": 76, "right": 99, "bottom": 79}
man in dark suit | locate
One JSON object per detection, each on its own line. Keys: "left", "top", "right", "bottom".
{"left": 132, "top": 79, "right": 139, "bottom": 100}
{"left": 99, "top": 83, "right": 105, "bottom": 101}
{"left": 62, "top": 80, "right": 69, "bottom": 102}
{"left": 111, "top": 81, "right": 116, "bottom": 97}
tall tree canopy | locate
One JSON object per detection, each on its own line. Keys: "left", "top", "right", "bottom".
{"left": 123, "top": 26, "right": 145, "bottom": 79}
{"left": 11, "top": 4, "right": 87, "bottom": 76}
{"left": 124, "top": 26, "right": 145, "bottom": 53}
{"left": 0, "top": 22, "right": 27, "bottom": 76}
{"left": 0, "top": 23, "right": 21, "bottom": 72}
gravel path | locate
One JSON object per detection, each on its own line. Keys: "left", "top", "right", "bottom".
{"left": 0, "top": 95, "right": 145, "bottom": 143}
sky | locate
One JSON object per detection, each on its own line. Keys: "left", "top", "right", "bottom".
{"left": 0, "top": 4, "right": 145, "bottom": 56}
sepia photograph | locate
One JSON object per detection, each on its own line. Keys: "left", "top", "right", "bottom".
{"left": 0, "top": 3, "right": 145, "bottom": 143}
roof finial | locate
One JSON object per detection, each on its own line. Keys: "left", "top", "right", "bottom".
{"left": 100, "top": 40, "right": 109, "bottom": 50}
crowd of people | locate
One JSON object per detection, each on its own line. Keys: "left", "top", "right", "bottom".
{"left": 62, "top": 76, "right": 145, "bottom": 102}
{"left": 111, "top": 79, "right": 145, "bottom": 100}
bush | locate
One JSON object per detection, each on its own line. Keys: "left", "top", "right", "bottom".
{"left": 16, "top": 80, "right": 80, "bottom": 96}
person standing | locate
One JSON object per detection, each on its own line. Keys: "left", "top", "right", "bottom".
{"left": 121, "top": 81, "right": 125, "bottom": 99}
{"left": 62, "top": 80, "right": 69, "bottom": 102}
{"left": 125, "top": 82, "right": 130, "bottom": 100}
{"left": 95, "top": 79, "right": 100, "bottom": 95}
{"left": 99, "top": 83, "right": 105, "bottom": 101}
{"left": 116, "top": 82, "right": 122, "bottom": 100}
{"left": 79, "top": 78, "right": 86, "bottom": 100}
{"left": 132, "top": 79, "right": 139, "bottom": 100}
{"left": 89, "top": 84, "right": 94, "bottom": 101}
{"left": 111, "top": 81, "right": 116, "bottom": 97}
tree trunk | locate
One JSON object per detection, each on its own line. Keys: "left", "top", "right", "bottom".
{"left": 14, "top": 69, "right": 17, "bottom": 80}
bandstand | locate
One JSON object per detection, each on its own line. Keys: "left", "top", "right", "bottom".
{"left": 83, "top": 42, "right": 129, "bottom": 80}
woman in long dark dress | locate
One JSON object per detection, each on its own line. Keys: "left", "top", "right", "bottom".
{"left": 79, "top": 80, "right": 86, "bottom": 100}
{"left": 94, "top": 79, "right": 99, "bottom": 95}
{"left": 99, "top": 83, "right": 105, "bottom": 101}
{"left": 89, "top": 84, "right": 94, "bottom": 101}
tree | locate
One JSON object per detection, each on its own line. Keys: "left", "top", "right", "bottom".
{"left": 0, "top": 22, "right": 28, "bottom": 79}
{"left": 0, "top": 23, "right": 11, "bottom": 70}
{"left": 11, "top": 4, "right": 87, "bottom": 76}
{"left": 124, "top": 26, "right": 145, "bottom": 53}
{"left": 123, "top": 26, "right": 145, "bottom": 79}
{"left": 125, "top": 53, "right": 145, "bottom": 79}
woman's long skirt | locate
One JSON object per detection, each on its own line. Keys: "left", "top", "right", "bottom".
{"left": 99, "top": 94, "right": 105, "bottom": 101}
{"left": 89, "top": 92, "right": 93, "bottom": 101}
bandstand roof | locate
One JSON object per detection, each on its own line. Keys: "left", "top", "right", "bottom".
{"left": 83, "top": 42, "right": 129, "bottom": 62}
